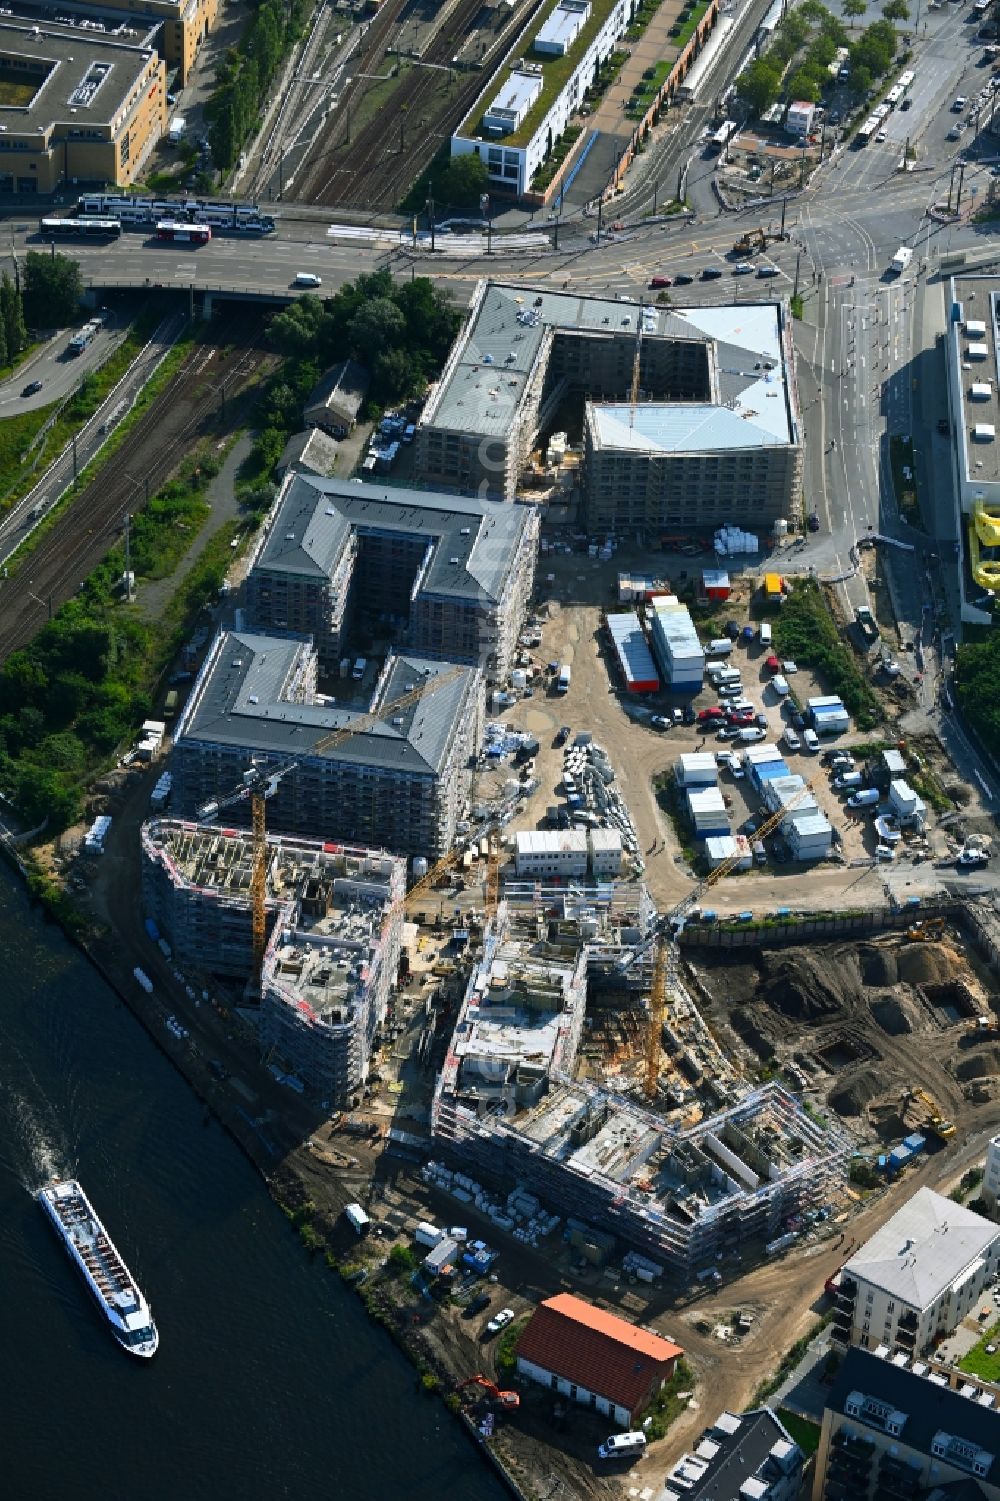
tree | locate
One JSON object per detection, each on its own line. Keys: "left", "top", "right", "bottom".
{"left": 346, "top": 297, "right": 406, "bottom": 360}
{"left": 0, "top": 310, "right": 8, "bottom": 369}
{"left": 786, "top": 70, "right": 822, "bottom": 102}
{"left": 736, "top": 57, "right": 783, "bottom": 116}
{"left": 851, "top": 63, "right": 874, "bottom": 96}
{"left": 436, "top": 152, "right": 489, "bottom": 210}
{"left": 1, "top": 272, "right": 26, "bottom": 356}
{"left": 842, "top": 0, "right": 866, "bottom": 23}
{"left": 23, "top": 251, "right": 83, "bottom": 328}
{"left": 882, "top": 0, "right": 909, "bottom": 18}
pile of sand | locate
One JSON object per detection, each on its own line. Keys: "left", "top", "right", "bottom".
{"left": 869, "top": 994, "right": 915, "bottom": 1036}
{"left": 859, "top": 946, "right": 898, "bottom": 987}
{"left": 896, "top": 943, "right": 959, "bottom": 986}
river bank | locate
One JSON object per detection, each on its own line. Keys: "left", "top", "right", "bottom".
{"left": 6, "top": 825, "right": 616, "bottom": 1501}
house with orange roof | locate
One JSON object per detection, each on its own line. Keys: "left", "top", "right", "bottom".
{"left": 515, "top": 1292, "right": 683, "bottom": 1427}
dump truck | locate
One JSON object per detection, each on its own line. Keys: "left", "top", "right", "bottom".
{"left": 855, "top": 604, "right": 879, "bottom": 642}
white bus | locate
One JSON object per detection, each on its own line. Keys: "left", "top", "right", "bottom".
{"left": 708, "top": 119, "right": 738, "bottom": 153}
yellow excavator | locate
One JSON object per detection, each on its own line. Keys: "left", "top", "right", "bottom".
{"left": 906, "top": 1087, "right": 956, "bottom": 1140}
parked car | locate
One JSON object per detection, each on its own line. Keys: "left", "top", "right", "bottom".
{"left": 802, "top": 728, "right": 820, "bottom": 752}
{"left": 553, "top": 725, "right": 571, "bottom": 747}
{"left": 738, "top": 726, "right": 766, "bottom": 743}
{"left": 717, "top": 725, "right": 742, "bottom": 740}
{"left": 682, "top": 703, "right": 697, "bottom": 724}
{"left": 765, "top": 654, "right": 782, "bottom": 674}
{"left": 464, "top": 1294, "right": 492, "bottom": 1319}
{"left": 487, "top": 1307, "right": 515, "bottom": 1334}
{"left": 782, "top": 728, "right": 801, "bottom": 751}
{"left": 727, "top": 708, "right": 754, "bottom": 725}
{"left": 674, "top": 273, "right": 694, "bottom": 286}
{"left": 650, "top": 715, "right": 672, "bottom": 730}
{"left": 698, "top": 706, "right": 725, "bottom": 722}
{"left": 733, "top": 262, "right": 755, "bottom": 275}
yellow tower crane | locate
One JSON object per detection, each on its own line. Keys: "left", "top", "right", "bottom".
{"left": 639, "top": 780, "right": 816, "bottom": 1100}
{"left": 197, "top": 663, "right": 468, "bottom": 987}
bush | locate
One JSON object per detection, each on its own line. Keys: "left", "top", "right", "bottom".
{"left": 773, "top": 580, "right": 881, "bottom": 728}
{"left": 388, "top": 1243, "right": 417, "bottom": 1275}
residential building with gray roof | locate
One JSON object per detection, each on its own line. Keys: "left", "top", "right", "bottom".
{"left": 244, "top": 474, "right": 538, "bottom": 682}
{"left": 170, "top": 629, "right": 483, "bottom": 858}
{"left": 414, "top": 282, "right": 802, "bottom": 532}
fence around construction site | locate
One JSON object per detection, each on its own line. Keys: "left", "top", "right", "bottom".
{"left": 678, "top": 900, "right": 963, "bottom": 950}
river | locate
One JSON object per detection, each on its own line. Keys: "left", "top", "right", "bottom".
{"left": 0, "top": 870, "right": 508, "bottom": 1501}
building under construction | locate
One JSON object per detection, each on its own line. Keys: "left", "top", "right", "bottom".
{"left": 141, "top": 818, "right": 406, "bottom": 1102}
{"left": 432, "top": 900, "right": 851, "bottom": 1276}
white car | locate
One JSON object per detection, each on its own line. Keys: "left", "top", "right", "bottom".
{"left": 487, "top": 1307, "right": 515, "bottom": 1334}
{"left": 875, "top": 129, "right": 887, "bottom": 143}
{"left": 875, "top": 843, "right": 895, "bottom": 862}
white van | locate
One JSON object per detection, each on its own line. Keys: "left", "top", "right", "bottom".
{"left": 598, "top": 1432, "right": 648, "bottom": 1460}
{"left": 772, "top": 674, "right": 790, "bottom": 697}
{"left": 802, "top": 728, "right": 820, "bottom": 753}
{"left": 759, "top": 622, "right": 773, "bottom": 646}
{"left": 293, "top": 271, "right": 322, "bottom": 287}
{"left": 710, "top": 666, "right": 741, "bottom": 687}
{"left": 707, "top": 638, "right": 734, "bottom": 656}
{"left": 352, "top": 657, "right": 367, "bottom": 681}
{"left": 782, "top": 727, "right": 801, "bottom": 752}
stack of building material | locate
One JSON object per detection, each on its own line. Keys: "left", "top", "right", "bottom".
{"left": 714, "top": 525, "right": 759, "bottom": 556}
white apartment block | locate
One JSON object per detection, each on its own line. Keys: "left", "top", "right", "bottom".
{"left": 983, "top": 1132, "right": 1000, "bottom": 1214}
{"left": 832, "top": 1187, "right": 1000, "bottom": 1355}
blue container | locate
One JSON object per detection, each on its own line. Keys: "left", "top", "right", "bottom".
{"left": 903, "top": 1133, "right": 926, "bottom": 1155}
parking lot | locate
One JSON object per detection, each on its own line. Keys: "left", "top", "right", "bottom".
{"left": 486, "top": 543, "right": 940, "bottom": 904}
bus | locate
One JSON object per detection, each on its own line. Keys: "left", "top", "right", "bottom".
{"left": 898, "top": 69, "right": 915, "bottom": 93}
{"left": 155, "top": 220, "right": 212, "bottom": 244}
{"left": 885, "top": 84, "right": 904, "bottom": 108}
{"left": 67, "top": 318, "right": 102, "bottom": 356}
{"left": 856, "top": 114, "right": 881, "bottom": 144}
{"left": 40, "top": 216, "right": 121, "bottom": 239}
{"left": 708, "top": 119, "right": 738, "bottom": 154}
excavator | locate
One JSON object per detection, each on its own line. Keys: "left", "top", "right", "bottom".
{"left": 905, "top": 1087, "right": 956, "bottom": 1140}
{"left": 906, "top": 918, "right": 945, "bottom": 942}
{"left": 456, "top": 1376, "right": 520, "bottom": 1410}
{"left": 731, "top": 227, "right": 786, "bottom": 256}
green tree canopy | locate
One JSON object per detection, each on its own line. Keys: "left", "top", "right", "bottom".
{"left": 346, "top": 297, "right": 406, "bottom": 359}
{"left": 882, "top": 0, "right": 910, "bottom": 19}
{"left": 435, "top": 152, "right": 490, "bottom": 210}
{"left": 736, "top": 57, "right": 783, "bottom": 116}
{"left": 23, "top": 251, "right": 84, "bottom": 328}
{"left": 842, "top": 0, "right": 866, "bottom": 22}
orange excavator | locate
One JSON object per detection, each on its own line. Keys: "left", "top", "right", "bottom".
{"left": 456, "top": 1376, "right": 520, "bottom": 1410}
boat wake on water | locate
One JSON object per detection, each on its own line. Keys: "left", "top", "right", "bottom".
{"left": 0, "top": 1066, "right": 74, "bottom": 1193}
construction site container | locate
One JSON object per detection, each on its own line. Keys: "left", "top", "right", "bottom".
{"left": 345, "top": 1203, "right": 371, "bottom": 1236}
{"left": 649, "top": 596, "right": 704, "bottom": 691}
{"left": 675, "top": 753, "right": 718, "bottom": 787}
{"left": 607, "top": 611, "right": 659, "bottom": 693}
{"left": 414, "top": 1222, "right": 444, "bottom": 1248}
{"left": 687, "top": 787, "right": 729, "bottom": 838}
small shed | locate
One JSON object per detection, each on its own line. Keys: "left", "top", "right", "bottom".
{"left": 303, "top": 359, "right": 370, "bottom": 437}
{"left": 423, "top": 1236, "right": 460, "bottom": 1277}
{"left": 276, "top": 427, "right": 340, "bottom": 478}
{"left": 701, "top": 569, "right": 731, "bottom": 601}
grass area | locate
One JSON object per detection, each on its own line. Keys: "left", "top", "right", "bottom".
{"left": 0, "top": 315, "right": 165, "bottom": 516}
{"left": 908, "top": 765, "right": 951, "bottom": 815}
{"left": 653, "top": 770, "right": 701, "bottom": 871}
{"left": 774, "top": 580, "right": 882, "bottom": 729}
{"left": 959, "top": 1318, "right": 1000, "bottom": 1382}
{"left": 777, "top": 1409, "right": 822, "bottom": 1456}
{"left": 0, "top": 75, "right": 37, "bottom": 107}
{"left": 644, "top": 1358, "right": 695, "bottom": 1440}
{"left": 460, "top": 0, "right": 632, "bottom": 147}
{"left": 495, "top": 1315, "right": 530, "bottom": 1376}
{"left": 673, "top": 0, "right": 712, "bottom": 48}
{"left": 889, "top": 433, "right": 921, "bottom": 528}
{"left": 626, "top": 56, "right": 674, "bottom": 118}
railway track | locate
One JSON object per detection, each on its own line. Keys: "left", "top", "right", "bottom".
{"left": 0, "top": 320, "right": 268, "bottom": 664}
{"left": 298, "top": 0, "right": 542, "bottom": 212}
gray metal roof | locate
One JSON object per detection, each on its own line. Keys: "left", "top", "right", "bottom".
{"left": 177, "top": 630, "right": 478, "bottom": 776}
{"left": 303, "top": 360, "right": 370, "bottom": 423}
{"left": 828, "top": 1347, "right": 1000, "bottom": 1482}
{"left": 663, "top": 1409, "right": 801, "bottom": 1501}
{"left": 421, "top": 281, "right": 797, "bottom": 448}
{"left": 846, "top": 1187, "right": 999, "bottom": 1310}
{"left": 253, "top": 473, "right": 532, "bottom": 603}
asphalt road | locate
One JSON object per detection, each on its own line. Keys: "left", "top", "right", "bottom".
{"left": 0, "top": 315, "right": 122, "bottom": 416}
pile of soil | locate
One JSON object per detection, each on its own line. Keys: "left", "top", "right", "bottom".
{"left": 730, "top": 1006, "right": 776, "bottom": 1061}
{"left": 955, "top": 1047, "right": 1000, "bottom": 1081}
{"left": 896, "top": 944, "right": 960, "bottom": 986}
{"left": 759, "top": 949, "right": 859, "bottom": 1021}
{"left": 829, "top": 1069, "right": 882, "bottom": 1116}
{"left": 869, "top": 994, "right": 915, "bottom": 1036}
{"left": 859, "top": 946, "right": 898, "bottom": 987}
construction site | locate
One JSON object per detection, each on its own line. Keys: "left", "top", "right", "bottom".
{"left": 430, "top": 896, "right": 853, "bottom": 1280}
{"left": 688, "top": 911, "right": 1000, "bottom": 1160}
{"left": 141, "top": 818, "right": 407, "bottom": 1102}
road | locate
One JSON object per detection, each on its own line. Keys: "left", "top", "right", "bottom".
{"left": 0, "top": 314, "right": 124, "bottom": 416}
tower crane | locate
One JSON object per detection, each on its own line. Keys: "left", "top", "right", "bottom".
{"left": 636, "top": 780, "right": 816, "bottom": 1100}
{"left": 196, "top": 663, "right": 467, "bottom": 986}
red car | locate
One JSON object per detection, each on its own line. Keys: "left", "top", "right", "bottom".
{"left": 727, "top": 708, "right": 754, "bottom": 725}
{"left": 765, "top": 654, "right": 782, "bottom": 674}
{"left": 697, "top": 707, "right": 725, "bottom": 722}
{"left": 649, "top": 275, "right": 673, "bottom": 288}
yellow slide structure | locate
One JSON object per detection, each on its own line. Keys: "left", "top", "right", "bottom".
{"left": 970, "top": 500, "right": 1000, "bottom": 589}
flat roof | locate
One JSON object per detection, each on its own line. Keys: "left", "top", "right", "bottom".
{"left": 535, "top": 0, "right": 590, "bottom": 50}
{"left": 254, "top": 474, "right": 533, "bottom": 605}
{"left": 423, "top": 285, "right": 796, "bottom": 449}
{"left": 952, "top": 278, "right": 1000, "bottom": 484}
{"left": 177, "top": 630, "right": 478, "bottom": 777}
{"left": 846, "top": 1186, "right": 1000, "bottom": 1310}
{"left": 0, "top": 16, "right": 155, "bottom": 137}
{"left": 484, "top": 68, "right": 541, "bottom": 125}
{"left": 516, "top": 830, "right": 587, "bottom": 855}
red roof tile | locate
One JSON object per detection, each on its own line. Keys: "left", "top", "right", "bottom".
{"left": 516, "top": 1294, "right": 683, "bottom": 1415}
